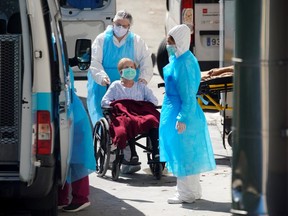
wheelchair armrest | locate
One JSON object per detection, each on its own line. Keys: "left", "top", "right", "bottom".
{"left": 155, "top": 105, "right": 162, "bottom": 109}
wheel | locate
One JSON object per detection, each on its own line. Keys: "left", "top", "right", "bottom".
{"left": 94, "top": 118, "right": 111, "bottom": 177}
{"left": 111, "top": 161, "right": 121, "bottom": 181}
{"left": 156, "top": 38, "right": 169, "bottom": 80}
{"left": 227, "top": 131, "right": 232, "bottom": 147}
{"left": 153, "top": 163, "right": 163, "bottom": 180}
{"left": 146, "top": 136, "right": 165, "bottom": 180}
{"left": 111, "top": 149, "right": 122, "bottom": 181}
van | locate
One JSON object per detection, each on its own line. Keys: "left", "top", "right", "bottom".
{"left": 60, "top": 0, "right": 116, "bottom": 80}
{"left": 0, "top": 0, "right": 90, "bottom": 215}
{"left": 156, "top": 0, "right": 220, "bottom": 78}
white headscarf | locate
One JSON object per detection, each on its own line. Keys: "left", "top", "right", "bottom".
{"left": 168, "top": 24, "right": 190, "bottom": 57}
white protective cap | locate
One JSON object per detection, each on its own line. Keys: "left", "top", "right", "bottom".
{"left": 113, "top": 10, "right": 133, "bottom": 25}
{"left": 168, "top": 24, "right": 191, "bottom": 57}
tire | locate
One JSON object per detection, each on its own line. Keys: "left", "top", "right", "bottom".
{"left": 111, "top": 149, "right": 122, "bottom": 181}
{"left": 227, "top": 131, "right": 232, "bottom": 147}
{"left": 146, "top": 137, "right": 165, "bottom": 180}
{"left": 94, "top": 118, "right": 111, "bottom": 177}
{"left": 156, "top": 38, "right": 169, "bottom": 80}
{"left": 154, "top": 163, "right": 163, "bottom": 180}
{"left": 111, "top": 161, "right": 120, "bottom": 181}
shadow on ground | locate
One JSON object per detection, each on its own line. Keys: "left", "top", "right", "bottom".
{"left": 182, "top": 199, "right": 231, "bottom": 213}
{"left": 59, "top": 186, "right": 147, "bottom": 216}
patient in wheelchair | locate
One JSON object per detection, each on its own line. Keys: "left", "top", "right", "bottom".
{"left": 101, "top": 57, "right": 160, "bottom": 173}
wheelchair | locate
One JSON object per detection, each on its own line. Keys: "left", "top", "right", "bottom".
{"left": 93, "top": 105, "right": 164, "bottom": 181}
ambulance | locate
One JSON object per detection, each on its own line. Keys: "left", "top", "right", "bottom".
{"left": 157, "top": 0, "right": 220, "bottom": 78}
{"left": 60, "top": 0, "right": 116, "bottom": 80}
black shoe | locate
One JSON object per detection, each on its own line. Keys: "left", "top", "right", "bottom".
{"left": 62, "top": 202, "right": 90, "bottom": 212}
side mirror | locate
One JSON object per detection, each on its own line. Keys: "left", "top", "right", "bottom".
{"left": 75, "top": 39, "right": 91, "bottom": 70}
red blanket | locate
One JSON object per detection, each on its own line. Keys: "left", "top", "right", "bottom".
{"left": 109, "top": 99, "right": 160, "bottom": 149}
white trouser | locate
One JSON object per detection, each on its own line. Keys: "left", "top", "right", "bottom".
{"left": 176, "top": 174, "right": 202, "bottom": 202}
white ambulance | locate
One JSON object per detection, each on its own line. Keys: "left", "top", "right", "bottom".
{"left": 0, "top": 0, "right": 90, "bottom": 215}
{"left": 157, "top": 0, "right": 220, "bottom": 78}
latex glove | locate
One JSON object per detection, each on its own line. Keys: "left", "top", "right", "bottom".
{"left": 138, "top": 78, "right": 147, "bottom": 85}
{"left": 176, "top": 121, "right": 186, "bottom": 134}
{"left": 101, "top": 76, "right": 110, "bottom": 86}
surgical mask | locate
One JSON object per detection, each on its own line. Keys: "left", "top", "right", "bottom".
{"left": 121, "top": 68, "right": 136, "bottom": 80}
{"left": 113, "top": 25, "right": 128, "bottom": 37}
{"left": 166, "top": 44, "right": 177, "bottom": 56}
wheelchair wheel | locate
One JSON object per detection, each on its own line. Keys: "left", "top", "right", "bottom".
{"left": 93, "top": 118, "right": 111, "bottom": 177}
{"left": 227, "top": 131, "right": 233, "bottom": 147}
{"left": 146, "top": 138, "right": 164, "bottom": 180}
{"left": 111, "top": 161, "right": 121, "bottom": 181}
{"left": 111, "top": 149, "right": 122, "bottom": 181}
{"left": 153, "top": 163, "right": 163, "bottom": 180}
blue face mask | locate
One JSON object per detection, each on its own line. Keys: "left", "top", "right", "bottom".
{"left": 121, "top": 68, "right": 136, "bottom": 80}
{"left": 166, "top": 44, "right": 177, "bottom": 56}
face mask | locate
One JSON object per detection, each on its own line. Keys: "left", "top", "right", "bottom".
{"left": 166, "top": 44, "right": 177, "bottom": 56}
{"left": 121, "top": 68, "right": 136, "bottom": 80}
{"left": 113, "top": 25, "right": 128, "bottom": 38}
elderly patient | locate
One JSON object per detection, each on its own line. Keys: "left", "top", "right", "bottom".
{"left": 101, "top": 58, "right": 160, "bottom": 173}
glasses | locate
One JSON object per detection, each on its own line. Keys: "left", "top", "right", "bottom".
{"left": 114, "top": 22, "right": 130, "bottom": 29}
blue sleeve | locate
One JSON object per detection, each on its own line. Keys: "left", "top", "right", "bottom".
{"left": 175, "top": 54, "right": 201, "bottom": 123}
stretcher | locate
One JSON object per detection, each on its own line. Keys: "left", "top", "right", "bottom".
{"left": 197, "top": 76, "right": 233, "bottom": 149}
{"left": 157, "top": 74, "right": 233, "bottom": 149}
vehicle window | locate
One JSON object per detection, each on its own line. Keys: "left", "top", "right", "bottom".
{"left": 0, "top": 0, "right": 19, "bottom": 21}
{"left": 195, "top": 0, "right": 219, "bottom": 3}
{"left": 59, "top": 0, "right": 110, "bottom": 9}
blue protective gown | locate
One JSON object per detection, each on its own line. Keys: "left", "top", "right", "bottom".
{"left": 87, "top": 27, "right": 139, "bottom": 125}
{"left": 67, "top": 69, "right": 96, "bottom": 183}
{"left": 159, "top": 51, "right": 216, "bottom": 177}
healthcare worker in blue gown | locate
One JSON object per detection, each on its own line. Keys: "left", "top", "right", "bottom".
{"left": 159, "top": 24, "right": 216, "bottom": 204}
{"left": 51, "top": 33, "right": 95, "bottom": 213}
{"left": 87, "top": 10, "right": 153, "bottom": 172}
{"left": 58, "top": 69, "right": 96, "bottom": 213}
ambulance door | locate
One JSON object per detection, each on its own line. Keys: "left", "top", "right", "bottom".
{"left": 48, "top": 0, "right": 74, "bottom": 184}
{"left": 60, "top": 0, "right": 116, "bottom": 79}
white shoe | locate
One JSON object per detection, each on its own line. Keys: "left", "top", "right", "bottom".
{"left": 167, "top": 197, "right": 183, "bottom": 204}
{"left": 167, "top": 196, "right": 195, "bottom": 204}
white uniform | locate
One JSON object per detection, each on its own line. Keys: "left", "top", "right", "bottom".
{"left": 90, "top": 26, "right": 153, "bottom": 85}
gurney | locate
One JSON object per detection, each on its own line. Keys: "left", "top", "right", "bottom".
{"left": 197, "top": 75, "right": 233, "bottom": 149}
{"left": 157, "top": 66, "right": 234, "bottom": 149}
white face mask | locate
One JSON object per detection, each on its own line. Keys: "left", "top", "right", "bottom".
{"left": 113, "top": 25, "right": 128, "bottom": 38}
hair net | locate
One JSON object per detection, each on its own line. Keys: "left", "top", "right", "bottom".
{"left": 168, "top": 24, "right": 190, "bottom": 57}
{"left": 113, "top": 10, "right": 133, "bottom": 25}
